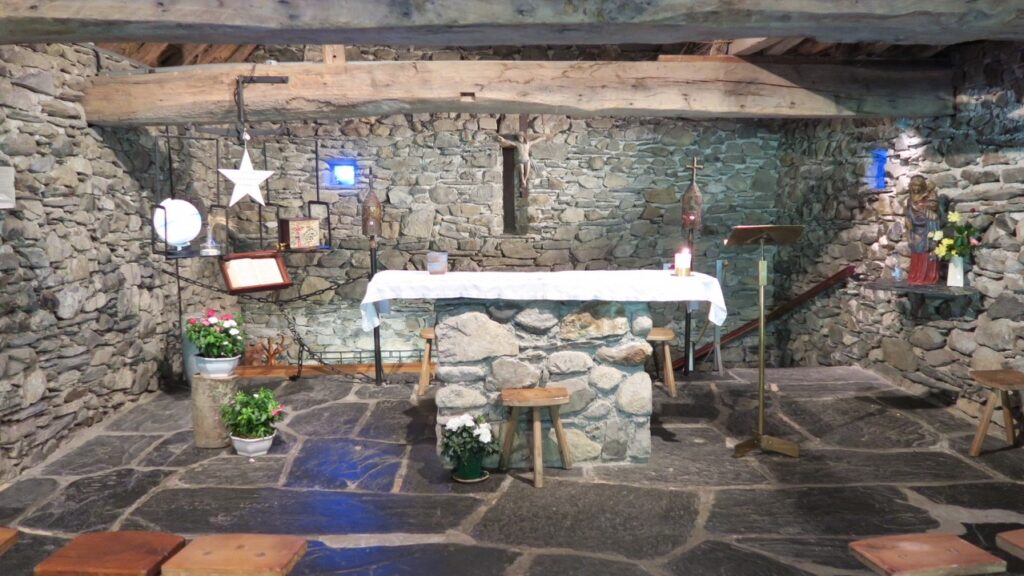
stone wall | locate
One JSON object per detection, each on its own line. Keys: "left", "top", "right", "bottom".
{"left": 433, "top": 300, "right": 655, "bottom": 465}
{"left": 175, "top": 116, "right": 783, "bottom": 363}
{"left": 0, "top": 44, "right": 176, "bottom": 480}
{"left": 774, "top": 41, "right": 1024, "bottom": 412}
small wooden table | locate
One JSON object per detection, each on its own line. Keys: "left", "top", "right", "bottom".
{"left": 499, "top": 387, "right": 572, "bottom": 488}
{"left": 969, "top": 369, "right": 1024, "bottom": 457}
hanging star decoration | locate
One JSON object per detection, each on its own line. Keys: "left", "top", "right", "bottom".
{"left": 220, "top": 139, "right": 274, "bottom": 207}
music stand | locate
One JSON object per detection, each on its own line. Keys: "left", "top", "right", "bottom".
{"left": 725, "top": 225, "right": 804, "bottom": 459}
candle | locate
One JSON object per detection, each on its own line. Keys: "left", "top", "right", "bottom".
{"left": 675, "top": 248, "right": 691, "bottom": 276}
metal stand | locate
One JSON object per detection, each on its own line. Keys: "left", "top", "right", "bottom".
{"left": 368, "top": 236, "right": 384, "bottom": 386}
{"left": 726, "top": 225, "right": 803, "bottom": 459}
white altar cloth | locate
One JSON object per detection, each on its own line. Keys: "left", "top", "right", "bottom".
{"left": 360, "top": 270, "right": 727, "bottom": 331}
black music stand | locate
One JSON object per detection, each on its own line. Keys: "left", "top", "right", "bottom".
{"left": 725, "top": 225, "right": 804, "bottom": 459}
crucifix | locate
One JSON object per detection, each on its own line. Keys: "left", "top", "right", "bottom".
{"left": 492, "top": 114, "right": 553, "bottom": 199}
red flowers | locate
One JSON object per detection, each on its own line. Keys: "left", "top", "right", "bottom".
{"left": 222, "top": 313, "right": 234, "bottom": 321}
{"left": 188, "top": 318, "right": 197, "bottom": 325}
{"left": 205, "top": 308, "right": 217, "bottom": 317}
{"left": 271, "top": 405, "right": 285, "bottom": 417}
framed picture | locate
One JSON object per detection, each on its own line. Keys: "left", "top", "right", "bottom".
{"left": 278, "top": 218, "right": 321, "bottom": 251}
{"left": 219, "top": 250, "right": 293, "bottom": 294}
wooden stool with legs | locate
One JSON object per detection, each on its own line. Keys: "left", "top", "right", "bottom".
{"left": 499, "top": 387, "right": 572, "bottom": 488}
{"left": 969, "top": 369, "right": 1024, "bottom": 457}
{"left": 647, "top": 327, "right": 677, "bottom": 398}
{"left": 416, "top": 327, "right": 435, "bottom": 396}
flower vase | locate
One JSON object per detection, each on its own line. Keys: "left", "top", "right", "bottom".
{"left": 452, "top": 452, "right": 489, "bottom": 483}
{"left": 195, "top": 355, "right": 240, "bottom": 379}
{"left": 230, "top": 431, "right": 276, "bottom": 457}
{"left": 946, "top": 255, "right": 965, "bottom": 288}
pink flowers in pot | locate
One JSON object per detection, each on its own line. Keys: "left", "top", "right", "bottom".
{"left": 185, "top": 308, "right": 246, "bottom": 359}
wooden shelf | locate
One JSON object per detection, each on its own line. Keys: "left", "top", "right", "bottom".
{"left": 864, "top": 280, "right": 978, "bottom": 299}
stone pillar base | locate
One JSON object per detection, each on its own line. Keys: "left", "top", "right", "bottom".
{"left": 191, "top": 376, "right": 238, "bottom": 448}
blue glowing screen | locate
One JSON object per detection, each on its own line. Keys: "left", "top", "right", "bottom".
{"left": 327, "top": 159, "right": 357, "bottom": 187}
{"left": 870, "top": 149, "right": 887, "bottom": 190}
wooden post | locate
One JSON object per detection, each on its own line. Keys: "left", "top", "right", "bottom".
{"left": 191, "top": 375, "right": 238, "bottom": 448}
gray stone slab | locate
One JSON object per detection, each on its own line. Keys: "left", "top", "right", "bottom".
{"left": 354, "top": 382, "right": 416, "bottom": 400}
{"left": 665, "top": 541, "right": 815, "bottom": 575}
{"left": 706, "top": 486, "right": 939, "bottom": 537}
{"left": 961, "top": 523, "right": 1024, "bottom": 576}
{"left": 293, "top": 541, "right": 520, "bottom": 576}
{"left": 528, "top": 553, "right": 652, "bottom": 576}
{"left": 732, "top": 367, "right": 888, "bottom": 385}
{"left": 761, "top": 449, "right": 993, "bottom": 485}
{"left": 594, "top": 427, "right": 769, "bottom": 487}
{"left": 652, "top": 384, "right": 719, "bottom": 425}
{"left": 139, "top": 430, "right": 227, "bottom": 467}
{"left": 872, "top": 395, "right": 976, "bottom": 435}
{"left": 912, "top": 482, "right": 1024, "bottom": 515}
{"left": 287, "top": 402, "right": 369, "bottom": 437}
{"left": 736, "top": 538, "right": 870, "bottom": 572}
{"left": 721, "top": 399, "right": 806, "bottom": 444}
{"left": 473, "top": 479, "right": 699, "bottom": 560}
{"left": 0, "top": 532, "right": 67, "bottom": 576}
{"left": 21, "top": 468, "right": 170, "bottom": 532}
{"left": 276, "top": 376, "right": 354, "bottom": 411}
{"left": 399, "top": 443, "right": 504, "bottom": 495}
{"left": 179, "top": 456, "right": 286, "bottom": 486}
{"left": 0, "top": 477, "right": 59, "bottom": 524}
{"left": 106, "top": 391, "right": 191, "bottom": 433}
{"left": 780, "top": 397, "right": 941, "bottom": 449}
{"left": 358, "top": 400, "right": 435, "bottom": 444}
{"left": 127, "top": 487, "right": 482, "bottom": 534}
{"left": 41, "top": 434, "right": 163, "bottom": 476}
{"left": 949, "top": 434, "right": 1024, "bottom": 478}
{"left": 268, "top": 429, "right": 297, "bottom": 455}
{"left": 286, "top": 438, "right": 404, "bottom": 491}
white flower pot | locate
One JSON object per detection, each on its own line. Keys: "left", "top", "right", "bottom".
{"left": 195, "top": 355, "right": 240, "bottom": 379}
{"left": 947, "top": 256, "right": 965, "bottom": 288}
{"left": 230, "top": 431, "right": 276, "bottom": 457}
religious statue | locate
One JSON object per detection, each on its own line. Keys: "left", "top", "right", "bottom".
{"left": 492, "top": 131, "right": 553, "bottom": 198}
{"left": 905, "top": 174, "right": 941, "bottom": 285}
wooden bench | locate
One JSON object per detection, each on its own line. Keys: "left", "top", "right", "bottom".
{"left": 499, "top": 387, "right": 572, "bottom": 488}
{"left": 162, "top": 534, "right": 306, "bottom": 576}
{"left": 969, "top": 369, "right": 1024, "bottom": 457}
{"left": 417, "top": 327, "right": 435, "bottom": 396}
{"left": 647, "top": 327, "right": 677, "bottom": 398}
{"left": 35, "top": 531, "right": 185, "bottom": 576}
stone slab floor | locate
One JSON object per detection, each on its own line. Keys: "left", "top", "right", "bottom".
{"left": 3, "top": 366, "right": 1024, "bottom": 575}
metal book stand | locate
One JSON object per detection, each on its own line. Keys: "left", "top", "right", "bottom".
{"left": 725, "top": 225, "right": 804, "bottom": 459}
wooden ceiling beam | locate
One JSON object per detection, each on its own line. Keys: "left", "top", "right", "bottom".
{"left": 727, "top": 38, "right": 778, "bottom": 55}
{"left": 763, "top": 38, "right": 806, "bottom": 56}
{"left": 82, "top": 57, "right": 953, "bottom": 126}
{"left": 2, "top": 1, "right": 1021, "bottom": 45}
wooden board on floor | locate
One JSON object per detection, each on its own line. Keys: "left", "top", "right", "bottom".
{"left": 0, "top": 527, "right": 17, "bottom": 557}
{"left": 162, "top": 534, "right": 306, "bottom": 576}
{"left": 35, "top": 531, "right": 186, "bottom": 576}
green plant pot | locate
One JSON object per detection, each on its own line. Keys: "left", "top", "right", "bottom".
{"left": 452, "top": 452, "right": 489, "bottom": 483}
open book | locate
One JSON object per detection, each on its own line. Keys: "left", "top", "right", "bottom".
{"left": 223, "top": 257, "right": 285, "bottom": 289}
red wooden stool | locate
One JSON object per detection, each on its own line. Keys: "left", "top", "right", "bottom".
{"left": 34, "top": 531, "right": 185, "bottom": 576}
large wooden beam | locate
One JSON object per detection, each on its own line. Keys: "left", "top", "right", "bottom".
{"left": 82, "top": 57, "right": 952, "bottom": 126}
{"left": 2, "top": 1, "right": 1022, "bottom": 46}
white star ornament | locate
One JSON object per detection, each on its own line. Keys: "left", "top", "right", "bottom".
{"left": 220, "top": 148, "right": 274, "bottom": 207}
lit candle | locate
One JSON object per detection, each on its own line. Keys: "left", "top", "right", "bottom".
{"left": 675, "top": 248, "right": 692, "bottom": 276}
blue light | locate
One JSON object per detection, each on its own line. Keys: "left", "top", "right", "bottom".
{"left": 326, "top": 158, "right": 358, "bottom": 187}
{"left": 870, "top": 149, "right": 887, "bottom": 190}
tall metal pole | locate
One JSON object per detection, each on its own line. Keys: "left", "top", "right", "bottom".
{"left": 757, "top": 237, "right": 767, "bottom": 437}
{"left": 369, "top": 236, "right": 384, "bottom": 386}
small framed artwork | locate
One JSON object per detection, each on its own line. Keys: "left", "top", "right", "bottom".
{"left": 219, "top": 250, "right": 293, "bottom": 294}
{"left": 278, "top": 218, "right": 321, "bottom": 252}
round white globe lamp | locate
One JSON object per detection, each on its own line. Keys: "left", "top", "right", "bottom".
{"left": 153, "top": 198, "right": 202, "bottom": 254}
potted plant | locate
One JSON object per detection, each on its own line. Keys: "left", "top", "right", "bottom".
{"left": 441, "top": 414, "right": 499, "bottom": 483}
{"left": 930, "top": 209, "right": 982, "bottom": 287}
{"left": 186, "top": 309, "right": 245, "bottom": 378}
{"left": 221, "top": 388, "right": 285, "bottom": 457}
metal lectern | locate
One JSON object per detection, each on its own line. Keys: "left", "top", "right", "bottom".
{"left": 725, "top": 225, "right": 804, "bottom": 459}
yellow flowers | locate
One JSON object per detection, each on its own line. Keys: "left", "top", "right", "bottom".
{"left": 934, "top": 238, "right": 955, "bottom": 258}
{"left": 929, "top": 230, "right": 944, "bottom": 241}
{"left": 947, "top": 211, "right": 962, "bottom": 223}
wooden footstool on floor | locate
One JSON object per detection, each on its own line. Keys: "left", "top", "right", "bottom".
{"left": 969, "top": 369, "right": 1024, "bottom": 457}
{"left": 647, "top": 327, "right": 677, "bottom": 398}
{"left": 416, "top": 327, "right": 435, "bottom": 396}
{"left": 0, "top": 527, "right": 17, "bottom": 557}
{"left": 35, "top": 531, "right": 185, "bottom": 576}
{"left": 162, "top": 534, "right": 307, "bottom": 576}
{"left": 996, "top": 528, "right": 1024, "bottom": 560}
{"left": 499, "top": 387, "right": 573, "bottom": 488}
{"left": 850, "top": 533, "right": 1005, "bottom": 576}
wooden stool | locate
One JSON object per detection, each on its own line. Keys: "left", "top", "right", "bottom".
{"left": 850, "top": 533, "right": 1005, "bottom": 576}
{"left": 997, "top": 528, "right": 1024, "bottom": 560}
{"left": 35, "top": 531, "right": 185, "bottom": 576}
{"left": 647, "top": 327, "right": 677, "bottom": 398}
{"left": 162, "top": 534, "right": 307, "bottom": 576}
{"left": 417, "top": 327, "right": 435, "bottom": 396}
{"left": 0, "top": 527, "right": 17, "bottom": 557}
{"left": 969, "top": 369, "right": 1024, "bottom": 457}
{"left": 499, "top": 387, "right": 573, "bottom": 488}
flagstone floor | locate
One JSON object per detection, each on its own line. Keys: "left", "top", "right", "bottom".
{"left": 2, "top": 366, "right": 1024, "bottom": 575}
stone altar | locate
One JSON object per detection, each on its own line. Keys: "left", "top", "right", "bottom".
{"left": 432, "top": 299, "right": 655, "bottom": 466}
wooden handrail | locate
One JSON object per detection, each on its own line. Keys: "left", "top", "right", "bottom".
{"left": 678, "top": 265, "right": 857, "bottom": 368}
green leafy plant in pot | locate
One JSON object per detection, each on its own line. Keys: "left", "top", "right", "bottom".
{"left": 221, "top": 388, "right": 285, "bottom": 457}
{"left": 186, "top": 309, "right": 246, "bottom": 378}
{"left": 441, "top": 414, "right": 499, "bottom": 483}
